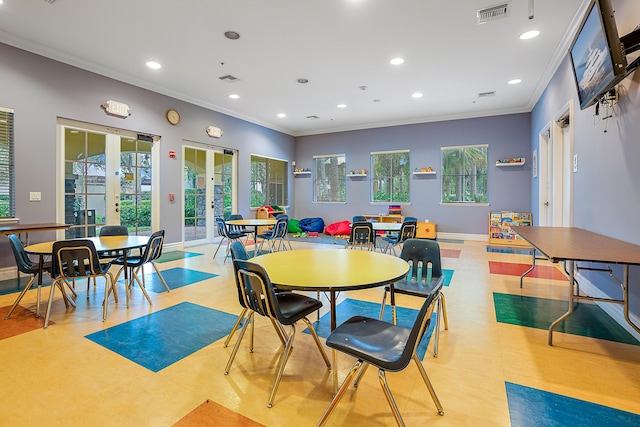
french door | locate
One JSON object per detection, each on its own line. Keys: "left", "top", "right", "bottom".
{"left": 183, "top": 144, "right": 235, "bottom": 245}
{"left": 57, "top": 120, "right": 159, "bottom": 239}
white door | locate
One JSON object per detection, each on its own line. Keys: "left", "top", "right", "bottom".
{"left": 57, "top": 120, "right": 160, "bottom": 238}
{"left": 183, "top": 143, "right": 236, "bottom": 245}
{"left": 538, "top": 104, "right": 573, "bottom": 227}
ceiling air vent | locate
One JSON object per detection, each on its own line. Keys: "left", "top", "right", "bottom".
{"left": 477, "top": 2, "right": 510, "bottom": 24}
{"left": 478, "top": 91, "right": 496, "bottom": 98}
{"left": 43, "top": 0, "right": 56, "bottom": 3}
{"left": 306, "top": 115, "right": 320, "bottom": 120}
{"left": 219, "top": 74, "right": 239, "bottom": 82}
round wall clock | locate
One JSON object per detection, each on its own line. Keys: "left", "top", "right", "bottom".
{"left": 166, "top": 109, "right": 180, "bottom": 125}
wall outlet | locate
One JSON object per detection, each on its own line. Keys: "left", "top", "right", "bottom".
{"left": 29, "top": 191, "right": 41, "bottom": 201}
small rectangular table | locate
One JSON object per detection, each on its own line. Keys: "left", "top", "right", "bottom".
{"left": 0, "top": 222, "right": 71, "bottom": 245}
{"left": 512, "top": 226, "right": 640, "bottom": 345}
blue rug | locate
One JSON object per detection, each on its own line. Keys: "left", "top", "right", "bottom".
{"left": 121, "top": 267, "right": 218, "bottom": 293}
{"left": 309, "top": 298, "right": 437, "bottom": 360}
{"left": 506, "top": 382, "right": 640, "bottom": 426}
{"left": 86, "top": 302, "right": 236, "bottom": 372}
{"left": 156, "top": 251, "right": 203, "bottom": 263}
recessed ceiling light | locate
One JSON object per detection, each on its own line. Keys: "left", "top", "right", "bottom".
{"left": 412, "top": 92, "right": 423, "bottom": 98}
{"left": 508, "top": 79, "right": 522, "bottom": 85}
{"left": 277, "top": 113, "right": 286, "bottom": 118}
{"left": 224, "top": 31, "right": 240, "bottom": 40}
{"left": 390, "top": 57, "right": 404, "bottom": 65}
{"left": 337, "top": 104, "right": 347, "bottom": 109}
{"left": 229, "top": 94, "right": 240, "bottom": 99}
{"left": 519, "top": 30, "right": 540, "bottom": 40}
{"left": 297, "top": 78, "right": 309, "bottom": 84}
{"left": 146, "top": 61, "right": 161, "bottom": 70}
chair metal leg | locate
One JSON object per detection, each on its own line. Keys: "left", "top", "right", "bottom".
{"left": 224, "top": 307, "right": 248, "bottom": 347}
{"left": 378, "top": 370, "right": 405, "bottom": 427}
{"left": 412, "top": 353, "right": 444, "bottom": 415}
{"left": 130, "top": 268, "right": 153, "bottom": 305}
{"left": 317, "top": 360, "right": 363, "bottom": 426}
{"left": 224, "top": 311, "right": 253, "bottom": 374}
{"left": 43, "top": 278, "right": 59, "bottom": 329}
{"left": 151, "top": 262, "right": 170, "bottom": 292}
{"left": 353, "top": 362, "right": 370, "bottom": 388}
{"left": 302, "top": 317, "right": 332, "bottom": 368}
{"left": 4, "top": 275, "right": 36, "bottom": 319}
{"left": 213, "top": 237, "right": 227, "bottom": 259}
{"left": 267, "top": 324, "right": 296, "bottom": 407}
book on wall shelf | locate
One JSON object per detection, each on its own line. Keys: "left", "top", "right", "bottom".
{"left": 293, "top": 168, "right": 311, "bottom": 175}
{"left": 488, "top": 211, "right": 532, "bottom": 247}
{"left": 496, "top": 158, "right": 525, "bottom": 166}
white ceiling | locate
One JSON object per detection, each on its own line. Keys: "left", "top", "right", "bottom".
{"left": 0, "top": 0, "right": 588, "bottom": 136}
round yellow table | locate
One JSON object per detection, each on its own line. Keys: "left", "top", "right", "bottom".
{"left": 252, "top": 249, "right": 409, "bottom": 330}
{"left": 226, "top": 218, "right": 277, "bottom": 245}
{"left": 251, "top": 248, "right": 409, "bottom": 394}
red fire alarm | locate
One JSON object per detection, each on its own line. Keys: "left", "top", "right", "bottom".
{"left": 169, "top": 150, "right": 176, "bottom": 158}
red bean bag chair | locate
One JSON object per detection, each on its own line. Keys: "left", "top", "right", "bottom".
{"left": 324, "top": 220, "right": 351, "bottom": 236}
{"left": 299, "top": 217, "right": 325, "bottom": 233}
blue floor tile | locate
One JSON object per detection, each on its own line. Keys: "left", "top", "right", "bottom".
{"left": 123, "top": 267, "right": 218, "bottom": 293}
{"left": 156, "top": 251, "right": 203, "bottom": 263}
{"left": 442, "top": 269, "right": 454, "bottom": 287}
{"left": 85, "top": 302, "right": 237, "bottom": 372}
{"left": 506, "top": 382, "right": 640, "bottom": 427}
{"left": 309, "top": 298, "right": 436, "bottom": 360}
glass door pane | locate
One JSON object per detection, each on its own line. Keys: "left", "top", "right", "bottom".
{"left": 184, "top": 147, "right": 207, "bottom": 242}
{"left": 120, "top": 137, "right": 153, "bottom": 236}
{"left": 63, "top": 129, "right": 106, "bottom": 239}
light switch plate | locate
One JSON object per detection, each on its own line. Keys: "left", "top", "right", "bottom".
{"left": 29, "top": 191, "right": 41, "bottom": 201}
{"left": 573, "top": 154, "right": 578, "bottom": 173}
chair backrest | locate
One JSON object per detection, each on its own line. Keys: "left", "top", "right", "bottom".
{"left": 215, "top": 217, "right": 229, "bottom": 238}
{"left": 99, "top": 225, "right": 129, "bottom": 237}
{"left": 399, "top": 238, "right": 442, "bottom": 283}
{"left": 349, "top": 222, "right": 374, "bottom": 247}
{"left": 387, "top": 280, "right": 442, "bottom": 372}
{"left": 352, "top": 215, "right": 367, "bottom": 223}
{"left": 7, "top": 234, "right": 38, "bottom": 274}
{"left": 51, "top": 239, "right": 104, "bottom": 279}
{"left": 398, "top": 221, "right": 417, "bottom": 243}
{"left": 227, "top": 214, "right": 245, "bottom": 233}
{"left": 141, "top": 230, "right": 164, "bottom": 263}
{"left": 234, "top": 260, "right": 282, "bottom": 323}
{"left": 403, "top": 216, "right": 418, "bottom": 223}
{"left": 272, "top": 217, "right": 288, "bottom": 239}
{"left": 230, "top": 241, "right": 250, "bottom": 309}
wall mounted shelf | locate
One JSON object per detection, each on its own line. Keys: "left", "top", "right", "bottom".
{"left": 496, "top": 158, "right": 525, "bottom": 167}
{"left": 347, "top": 173, "right": 367, "bottom": 177}
{"left": 412, "top": 171, "right": 436, "bottom": 175}
{"left": 293, "top": 171, "right": 311, "bottom": 175}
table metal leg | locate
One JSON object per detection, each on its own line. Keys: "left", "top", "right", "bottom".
{"left": 548, "top": 260, "right": 575, "bottom": 345}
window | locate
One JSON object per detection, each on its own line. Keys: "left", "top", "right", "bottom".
{"left": 0, "top": 107, "right": 15, "bottom": 217}
{"left": 314, "top": 154, "right": 346, "bottom": 202}
{"left": 371, "top": 150, "right": 410, "bottom": 202}
{"left": 441, "top": 145, "right": 488, "bottom": 203}
{"left": 250, "top": 155, "right": 288, "bottom": 207}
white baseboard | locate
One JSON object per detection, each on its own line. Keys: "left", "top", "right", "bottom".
{"left": 437, "top": 232, "right": 488, "bottom": 242}
{"left": 576, "top": 271, "right": 640, "bottom": 342}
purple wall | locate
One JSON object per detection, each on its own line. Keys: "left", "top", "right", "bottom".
{"left": 531, "top": 0, "right": 640, "bottom": 326}
{"left": 294, "top": 114, "right": 532, "bottom": 235}
{"left": 0, "top": 42, "right": 294, "bottom": 267}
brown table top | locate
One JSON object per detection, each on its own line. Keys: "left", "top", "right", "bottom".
{"left": 512, "top": 226, "right": 640, "bottom": 265}
{"left": 0, "top": 222, "right": 70, "bottom": 234}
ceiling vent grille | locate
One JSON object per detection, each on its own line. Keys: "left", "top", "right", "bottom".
{"left": 218, "top": 74, "right": 239, "bottom": 82}
{"left": 478, "top": 91, "right": 496, "bottom": 98}
{"left": 43, "top": 0, "right": 57, "bottom": 3}
{"left": 306, "top": 115, "right": 320, "bottom": 120}
{"left": 477, "top": 2, "right": 510, "bottom": 24}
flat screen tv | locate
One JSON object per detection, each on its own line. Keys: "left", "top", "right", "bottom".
{"left": 569, "top": 0, "right": 627, "bottom": 110}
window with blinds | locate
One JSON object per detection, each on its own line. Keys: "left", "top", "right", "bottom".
{"left": 0, "top": 108, "right": 14, "bottom": 218}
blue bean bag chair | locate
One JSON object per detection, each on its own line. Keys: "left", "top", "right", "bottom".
{"left": 299, "top": 217, "right": 325, "bottom": 233}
